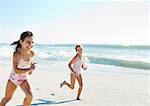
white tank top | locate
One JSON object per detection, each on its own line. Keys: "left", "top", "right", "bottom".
{"left": 17, "top": 58, "right": 31, "bottom": 69}
{"left": 11, "top": 58, "right": 31, "bottom": 79}
{"left": 72, "top": 56, "right": 83, "bottom": 74}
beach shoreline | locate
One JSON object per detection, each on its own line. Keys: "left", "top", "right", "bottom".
{"left": 0, "top": 61, "right": 149, "bottom": 106}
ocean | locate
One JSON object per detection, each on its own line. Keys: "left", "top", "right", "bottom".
{"left": 0, "top": 43, "right": 150, "bottom": 71}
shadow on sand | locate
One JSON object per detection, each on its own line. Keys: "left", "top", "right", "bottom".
{"left": 17, "top": 99, "right": 76, "bottom": 106}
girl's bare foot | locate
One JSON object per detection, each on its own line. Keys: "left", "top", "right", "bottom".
{"left": 60, "top": 81, "right": 66, "bottom": 88}
{"left": 76, "top": 97, "right": 81, "bottom": 100}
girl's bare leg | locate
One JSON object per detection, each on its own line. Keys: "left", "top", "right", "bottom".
{"left": 20, "top": 80, "right": 33, "bottom": 106}
{"left": 0, "top": 80, "right": 17, "bottom": 106}
{"left": 60, "top": 73, "right": 76, "bottom": 89}
{"left": 76, "top": 74, "right": 83, "bottom": 100}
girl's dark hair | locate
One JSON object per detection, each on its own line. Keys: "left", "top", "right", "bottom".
{"left": 75, "top": 44, "right": 82, "bottom": 51}
{"left": 11, "top": 31, "right": 33, "bottom": 51}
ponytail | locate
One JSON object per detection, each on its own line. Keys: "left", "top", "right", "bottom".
{"left": 10, "top": 40, "right": 21, "bottom": 51}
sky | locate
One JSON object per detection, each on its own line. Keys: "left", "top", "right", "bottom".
{"left": 0, "top": 0, "right": 149, "bottom": 45}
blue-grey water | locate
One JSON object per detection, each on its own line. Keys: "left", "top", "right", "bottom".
{"left": 0, "top": 43, "right": 150, "bottom": 70}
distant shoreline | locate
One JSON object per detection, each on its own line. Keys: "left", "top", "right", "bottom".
{"left": 1, "top": 43, "right": 150, "bottom": 49}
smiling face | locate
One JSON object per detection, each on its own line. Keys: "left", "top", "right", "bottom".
{"left": 20, "top": 36, "right": 34, "bottom": 52}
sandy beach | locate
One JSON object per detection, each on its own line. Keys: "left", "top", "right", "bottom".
{"left": 0, "top": 60, "right": 150, "bottom": 106}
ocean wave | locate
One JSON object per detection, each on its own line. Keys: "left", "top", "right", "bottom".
{"left": 1, "top": 43, "right": 150, "bottom": 70}
{"left": 36, "top": 50, "right": 74, "bottom": 61}
{"left": 36, "top": 51, "right": 150, "bottom": 70}
{"left": 87, "top": 56, "right": 150, "bottom": 70}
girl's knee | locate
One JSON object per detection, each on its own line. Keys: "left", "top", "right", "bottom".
{"left": 70, "top": 85, "right": 74, "bottom": 89}
{"left": 26, "top": 93, "right": 33, "bottom": 100}
{"left": 79, "top": 84, "right": 83, "bottom": 88}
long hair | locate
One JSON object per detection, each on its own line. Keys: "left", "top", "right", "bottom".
{"left": 11, "top": 31, "right": 33, "bottom": 51}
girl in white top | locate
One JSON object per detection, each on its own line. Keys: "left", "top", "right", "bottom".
{"left": 60, "top": 45, "right": 87, "bottom": 100}
{"left": 0, "top": 31, "right": 36, "bottom": 106}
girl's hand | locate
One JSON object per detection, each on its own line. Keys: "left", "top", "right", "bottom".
{"left": 30, "top": 62, "right": 37, "bottom": 70}
{"left": 82, "top": 64, "right": 87, "bottom": 70}
{"left": 28, "top": 70, "right": 33, "bottom": 75}
{"left": 28, "top": 63, "right": 37, "bottom": 75}
{"left": 84, "top": 66, "right": 87, "bottom": 70}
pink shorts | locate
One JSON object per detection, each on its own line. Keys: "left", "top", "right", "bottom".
{"left": 9, "top": 72, "right": 28, "bottom": 86}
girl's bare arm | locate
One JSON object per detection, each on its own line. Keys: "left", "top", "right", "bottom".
{"left": 68, "top": 54, "right": 78, "bottom": 74}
